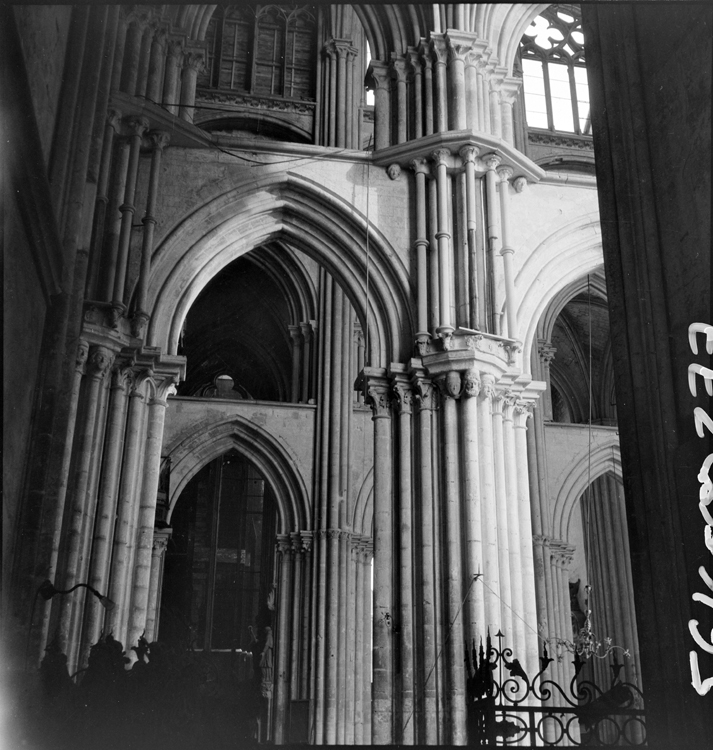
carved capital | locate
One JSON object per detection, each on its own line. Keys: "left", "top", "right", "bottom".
{"left": 413, "top": 378, "right": 436, "bottom": 412}
{"left": 107, "top": 108, "right": 123, "bottom": 131}
{"left": 365, "top": 380, "right": 391, "bottom": 419}
{"left": 150, "top": 374, "right": 179, "bottom": 405}
{"left": 463, "top": 369, "right": 481, "bottom": 398}
{"left": 289, "top": 532, "right": 303, "bottom": 554}
{"left": 392, "top": 380, "right": 413, "bottom": 416}
{"left": 152, "top": 529, "right": 171, "bottom": 555}
{"left": 479, "top": 373, "right": 496, "bottom": 401}
{"left": 446, "top": 38, "right": 474, "bottom": 64}
{"left": 437, "top": 371, "right": 462, "bottom": 400}
{"left": 407, "top": 47, "right": 421, "bottom": 73}
{"left": 276, "top": 534, "right": 292, "bottom": 555}
{"left": 483, "top": 152, "right": 501, "bottom": 171}
{"left": 147, "top": 130, "right": 171, "bottom": 151}
{"left": 368, "top": 61, "right": 391, "bottom": 91}
{"left": 430, "top": 34, "right": 448, "bottom": 65}
{"left": 390, "top": 55, "right": 408, "bottom": 82}
{"left": 514, "top": 399, "right": 534, "bottom": 426}
{"left": 300, "top": 322, "right": 313, "bottom": 343}
{"left": 300, "top": 530, "right": 313, "bottom": 553}
{"left": 430, "top": 148, "right": 451, "bottom": 168}
{"left": 76, "top": 339, "right": 90, "bottom": 374}
{"left": 166, "top": 38, "right": 184, "bottom": 60}
{"left": 87, "top": 346, "right": 115, "bottom": 379}
{"left": 183, "top": 52, "right": 205, "bottom": 73}
{"left": 152, "top": 27, "right": 168, "bottom": 49}
{"left": 288, "top": 324, "right": 303, "bottom": 345}
{"left": 459, "top": 145, "right": 479, "bottom": 164}
{"left": 538, "top": 340, "right": 557, "bottom": 366}
{"left": 123, "top": 115, "right": 150, "bottom": 139}
{"left": 410, "top": 156, "right": 430, "bottom": 176}
{"left": 111, "top": 365, "right": 134, "bottom": 392}
{"left": 327, "top": 529, "right": 341, "bottom": 541}
{"left": 497, "top": 165, "right": 514, "bottom": 182}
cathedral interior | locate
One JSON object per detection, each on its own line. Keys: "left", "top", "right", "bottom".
{"left": 3, "top": 3, "right": 711, "bottom": 748}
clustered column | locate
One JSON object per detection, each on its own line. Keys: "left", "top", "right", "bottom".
{"left": 407, "top": 149, "right": 524, "bottom": 348}
{"left": 370, "top": 31, "right": 522, "bottom": 148}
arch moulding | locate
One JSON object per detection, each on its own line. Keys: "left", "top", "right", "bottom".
{"left": 147, "top": 171, "right": 414, "bottom": 369}
{"left": 552, "top": 436, "right": 622, "bottom": 542}
{"left": 164, "top": 415, "right": 311, "bottom": 534}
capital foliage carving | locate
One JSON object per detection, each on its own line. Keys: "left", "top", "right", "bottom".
{"left": 459, "top": 145, "right": 479, "bottom": 164}
{"left": 390, "top": 56, "right": 408, "bottom": 82}
{"left": 147, "top": 130, "right": 170, "bottom": 151}
{"left": 276, "top": 535, "right": 292, "bottom": 555}
{"left": 123, "top": 115, "right": 150, "bottom": 139}
{"left": 431, "top": 148, "right": 451, "bottom": 168}
{"left": 392, "top": 381, "right": 413, "bottom": 415}
{"left": 413, "top": 379, "right": 436, "bottom": 412}
{"left": 150, "top": 374, "right": 179, "bottom": 405}
{"left": 430, "top": 34, "right": 448, "bottom": 64}
{"left": 410, "top": 157, "right": 430, "bottom": 176}
{"left": 497, "top": 165, "right": 514, "bottom": 182}
{"left": 183, "top": 52, "right": 206, "bottom": 73}
{"left": 483, "top": 153, "right": 501, "bottom": 171}
{"left": 166, "top": 38, "right": 184, "bottom": 60}
{"left": 111, "top": 365, "right": 134, "bottom": 392}
{"left": 538, "top": 341, "right": 557, "bottom": 365}
{"left": 365, "top": 383, "right": 391, "bottom": 419}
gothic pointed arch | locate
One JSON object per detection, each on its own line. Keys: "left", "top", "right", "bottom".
{"left": 164, "top": 416, "right": 311, "bottom": 534}
{"left": 515, "top": 210, "right": 602, "bottom": 373}
{"left": 147, "top": 171, "right": 414, "bottom": 367}
{"left": 552, "top": 435, "right": 622, "bottom": 541}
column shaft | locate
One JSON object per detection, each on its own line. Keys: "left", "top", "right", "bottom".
{"left": 491, "top": 393, "right": 513, "bottom": 639}
{"left": 105, "top": 383, "right": 146, "bottom": 637}
{"left": 415, "top": 381, "right": 437, "bottom": 744}
{"left": 462, "top": 373, "right": 485, "bottom": 644}
{"left": 273, "top": 540, "right": 293, "bottom": 744}
{"left": 113, "top": 118, "right": 148, "bottom": 308}
{"left": 498, "top": 168, "right": 518, "bottom": 339}
{"left": 440, "top": 381, "right": 466, "bottom": 744}
{"left": 477, "top": 376, "right": 500, "bottom": 632}
{"left": 57, "top": 347, "right": 113, "bottom": 656}
{"left": 367, "top": 379, "right": 393, "bottom": 745}
{"left": 144, "top": 530, "right": 169, "bottom": 641}
{"left": 78, "top": 367, "right": 130, "bottom": 664}
{"left": 127, "top": 385, "right": 172, "bottom": 648}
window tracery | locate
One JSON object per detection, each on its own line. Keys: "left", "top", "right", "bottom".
{"left": 520, "top": 4, "right": 590, "bottom": 135}
{"left": 199, "top": 4, "right": 317, "bottom": 100}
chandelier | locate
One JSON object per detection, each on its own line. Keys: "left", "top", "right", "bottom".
{"left": 547, "top": 584, "right": 630, "bottom": 663}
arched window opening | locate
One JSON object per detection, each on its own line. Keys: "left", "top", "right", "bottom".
{"left": 549, "top": 291, "right": 612, "bottom": 425}
{"left": 177, "top": 254, "right": 294, "bottom": 402}
{"left": 520, "top": 5, "right": 590, "bottom": 135}
{"left": 159, "top": 450, "right": 277, "bottom": 654}
{"left": 200, "top": 4, "right": 317, "bottom": 100}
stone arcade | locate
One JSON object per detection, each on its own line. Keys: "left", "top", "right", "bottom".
{"left": 4, "top": 3, "right": 711, "bottom": 748}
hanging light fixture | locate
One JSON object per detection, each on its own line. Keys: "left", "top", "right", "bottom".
{"left": 548, "top": 583, "right": 630, "bottom": 662}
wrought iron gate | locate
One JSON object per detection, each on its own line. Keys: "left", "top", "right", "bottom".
{"left": 466, "top": 632, "right": 646, "bottom": 746}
